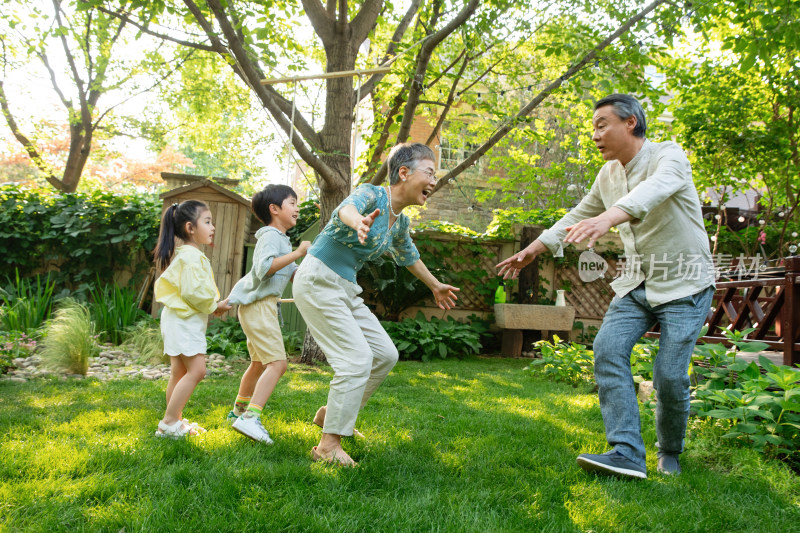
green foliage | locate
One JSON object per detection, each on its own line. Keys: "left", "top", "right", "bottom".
{"left": 282, "top": 330, "right": 303, "bottom": 356}
{"left": 630, "top": 339, "right": 658, "bottom": 384}
{"left": 40, "top": 299, "right": 99, "bottom": 375}
{"left": 528, "top": 336, "right": 594, "bottom": 386}
{"left": 359, "top": 254, "right": 434, "bottom": 321}
{"left": 286, "top": 200, "right": 320, "bottom": 247}
{"left": 206, "top": 316, "right": 248, "bottom": 359}
{"left": 413, "top": 221, "right": 483, "bottom": 238}
{"left": 691, "top": 329, "right": 771, "bottom": 390}
{"left": 708, "top": 218, "right": 800, "bottom": 262}
{"left": 122, "top": 319, "right": 165, "bottom": 365}
{"left": 206, "top": 315, "right": 307, "bottom": 359}
{"left": 669, "top": 22, "right": 800, "bottom": 259}
{"left": 0, "top": 331, "right": 39, "bottom": 374}
{"left": 528, "top": 336, "right": 658, "bottom": 387}
{"left": 691, "top": 330, "right": 800, "bottom": 460}
{"left": 0, "top": 186, "right": 160, "bottom": 293}
{"left": 483, "top": 207, "right": 569, "bottom": 240}
{"left": 0, "top": 271, "right": 61, "bottom": 334}
{"left": 147, "top": 50, "right": 274, "bottom": 181}
{"left": 382, "top": 312, "right": 482, "bottom": 362}
{"left": 358, "top": 230, "right": 504, "bottom": 319}
{"left": 88, "top": 283, "right": 149, "bottom": 345}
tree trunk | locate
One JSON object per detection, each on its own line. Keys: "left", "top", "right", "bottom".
{"left": 298, "top": 39, "right": 357, "bottom": 364}
{"left": 300, "top": 330, "right": 327, "bottom": 364}
{"left": 518, "top": 226, "right": 543, "bottom": 304}
{"left": 60, "top": 122, "right": 92, "bottom": 193}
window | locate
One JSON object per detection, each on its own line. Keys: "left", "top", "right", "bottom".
{"left": 438, "top": 137, "right": 480, "bottom": 171}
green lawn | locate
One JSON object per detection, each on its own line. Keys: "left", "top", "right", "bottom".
{"left": 1, "top": 357, "right": 798, "bottom": 532}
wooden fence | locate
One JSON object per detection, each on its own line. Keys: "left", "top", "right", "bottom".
{"left": 646, "top": 256, "right": 800, "bottom": 366}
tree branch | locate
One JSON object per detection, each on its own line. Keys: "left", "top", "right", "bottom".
{"left": 432, "top": 0, "right": 669, "bottom": 194}
{"left": 93, "top": 50, "right": 197, "bottom": 129}
{"left": 53, "top": 0, "right": 86, "bottom": 106}
{"left": 425, "top": 54, "right": 469, "bottom": 145}
{"left": 0, "top": 81, "right": 62, "bottom": 188}
{"left": 350, "top": 0, "right": 383, "bottom": 45}
{"left": 205, "top": 0, "right": 332, "bottom": 181}
{"left": 38, "top": 50, "right": 72, "bottom": 109}
{"left": 180, "top": 1, "right": 318, "bottom": 144}
{"left": 302, "top": 0, "right": 334, "bottom": 45}
{"left": 92, "top": 4, "right": 218, "bottom": 52}
{"left": 357, "top": 0, "right": 422, "bottom": 101}
{"left": 370, "top": 0, "right": 481, "bottom": 184}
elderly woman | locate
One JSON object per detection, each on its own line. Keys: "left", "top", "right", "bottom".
{"left": 293, "top": 142, "right": 459, "bottom": 466}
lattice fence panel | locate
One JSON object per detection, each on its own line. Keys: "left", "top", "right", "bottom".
{"left": 416, "top": 237, "right": 507, "bottom": 312}
{"left": 554, "top": 259, "right": 619, "bottom": 319}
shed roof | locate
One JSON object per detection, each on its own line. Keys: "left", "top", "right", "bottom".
{"left": 160, "top": 179, "right": 250, "bottom": 207}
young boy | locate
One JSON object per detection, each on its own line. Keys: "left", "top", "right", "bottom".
{"left": 226, "top": 184, "right": 310, "bottom": 443}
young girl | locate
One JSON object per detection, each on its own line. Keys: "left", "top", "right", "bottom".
{"left": 153, "top": 200, "right": 231, "bottom": 438}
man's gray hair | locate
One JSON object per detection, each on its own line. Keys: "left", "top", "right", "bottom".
{"left": 387, "top": 143, "right": 436, "bottom": 185}
{"left": 595, "top": 94, "right": 647, "bottom": 138}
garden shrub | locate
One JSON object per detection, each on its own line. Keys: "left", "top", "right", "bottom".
{"left": 483, "top": 206, "right": 569, "bottom": 240}
{"left": 381, "top": 312, "right": 482, "bottom": 361}
{"left": 0, "top": 185, "right": 160, "bottom": 294}
{"left": 206, "top": 316, "right": 248, "bottom": 358}
{"left": 0, "top": 271, "right": 63, "bottom": 335}
{"left": 206, "top": 315, "right": 311, "bottom": 358}
{"left": 89, "top": 283, "right": 149, "bottom": 345}
{"left": 358, "top": 254, "right": 436, "bottom": 321}
{"left": 528, "top": 328, "right": 800, "bottom": 464}
{"left": 0, "top": 331, "right": 38, "bottom": 374}
{"left": 282, "top": 330, "right": 304, "bottom": 356}
{"left": 527, "top": 336, "right": 657, "bottom": 386}
{"left": 691, "top": 329, "right": 800, "bottom": 461}
{"left": 527, "top": 336, "right": 595, "bottom": 386}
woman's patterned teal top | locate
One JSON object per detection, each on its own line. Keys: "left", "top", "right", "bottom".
{"left": 307, "top": 184, "right": 420, "bottom": 283}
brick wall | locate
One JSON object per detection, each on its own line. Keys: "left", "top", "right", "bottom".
{"left": 407, "top": 117, "right": 509, "bottom": 232}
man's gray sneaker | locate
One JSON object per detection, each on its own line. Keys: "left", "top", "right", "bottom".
{"left": 577, "top": 451, "right": 647, "bottom": 479}
{"left": 232, "top": 413, "right": 274, "bottom": 444}
{"left": 657, "top": 453, "right": 681, "bottom": 475}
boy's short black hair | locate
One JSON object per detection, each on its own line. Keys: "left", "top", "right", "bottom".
{"left": 252, "top": 184, "right": 298, "bottom": 224}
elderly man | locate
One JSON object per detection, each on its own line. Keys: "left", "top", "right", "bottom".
{"left": 497, "top": 94, "right": 715, "bottom": 479}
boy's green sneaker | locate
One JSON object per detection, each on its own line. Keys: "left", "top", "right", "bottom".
{"left": 226, "top": 410, "right": 239, "bottom": 425}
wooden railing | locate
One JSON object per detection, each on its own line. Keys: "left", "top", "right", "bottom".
{"left": 647, "top": 256, "right": 800, "bottom": 366}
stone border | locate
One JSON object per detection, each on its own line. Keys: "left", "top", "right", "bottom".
{"left": 1, "top": 351, "right": 237, "bottom": 383}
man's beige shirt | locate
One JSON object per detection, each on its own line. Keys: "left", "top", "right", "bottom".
{"left": 538, "top": 139, "right": 715, "bottom": 307}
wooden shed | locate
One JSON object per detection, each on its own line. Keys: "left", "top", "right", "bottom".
{"left": 155, "top": 177, "right": 257, "bottom": 318}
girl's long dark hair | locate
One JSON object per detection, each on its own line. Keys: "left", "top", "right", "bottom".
{"left": 153, "top": 200, "right": 208, "bottom": 271}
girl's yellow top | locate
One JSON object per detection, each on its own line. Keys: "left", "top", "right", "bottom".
{"left": 154, "top": 245, "right": 219, "bottom": 318}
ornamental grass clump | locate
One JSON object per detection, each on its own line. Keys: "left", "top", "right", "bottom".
{"left": 0, "top": 271, "right": 58, "bottom": 334}
{"left": 40, "top": 299, "right": 98, "bottom": 375}
{"left": 123, "top": 319, "right": 165, "bottom": 365}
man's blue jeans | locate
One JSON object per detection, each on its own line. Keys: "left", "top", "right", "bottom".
{"left": 592, "top": 283, "right": 714, "bottom": 467}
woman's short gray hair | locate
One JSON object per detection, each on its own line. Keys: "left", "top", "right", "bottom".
{"left": 387, "top": 143, "right": 436, "bottom": 185}
{"left": 594, "top": 94, "right": 647, "bottom": 138}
